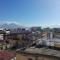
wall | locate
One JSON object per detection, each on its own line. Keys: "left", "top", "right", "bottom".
{"left": 16, "top": 53, "right": 60, "bottom": 60}
{"left": 16, "top": 53, "right": 35, "bottom": 60}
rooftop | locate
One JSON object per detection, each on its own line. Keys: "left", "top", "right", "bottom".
{"left": 0, "top": 50, "right": 16, "bottom": 60}
{"left": 24, "top": 47, "right": 60, "bottom": 58}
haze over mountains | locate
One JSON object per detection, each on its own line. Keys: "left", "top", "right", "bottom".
{"left": 0, "top": 23, "right": 60, "bottom": 29}
{"left": 0, "top": 23, "right": 26, "bottom": 29}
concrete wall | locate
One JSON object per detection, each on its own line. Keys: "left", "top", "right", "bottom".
{"left": 16, "top": 53, "right": 60, "bottom": 60}
{"left": 16, "top": 53, "right": 35, "bottom": 60}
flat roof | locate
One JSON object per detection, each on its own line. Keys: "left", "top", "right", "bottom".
{"left": 24, "top": 47, "right": 60, "bottom": 58}
{"left": 0, "top": 50, "right": 16, "bottom": 60}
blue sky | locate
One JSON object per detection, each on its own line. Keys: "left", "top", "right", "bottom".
{"left": 0, "top": 0, "right": 60, "bottom": 27}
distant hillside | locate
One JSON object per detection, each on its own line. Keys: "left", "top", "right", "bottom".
{"left": 0, "top": 23, "right": 26, "bottom": 29}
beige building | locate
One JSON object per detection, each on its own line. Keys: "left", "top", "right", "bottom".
{"left": 16, "top": 47, "right": 60, "bottom": 60}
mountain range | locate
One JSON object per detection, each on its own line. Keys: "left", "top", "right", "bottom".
{"left": 0, "top": 23, "right": 26, "bottom": 29}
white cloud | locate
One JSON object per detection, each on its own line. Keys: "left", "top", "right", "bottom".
{"left": 0, "top": 20, "right": 20, "bottom": 25}
{"left": 6, "top": 21, "right": 19, "bottom": 25}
